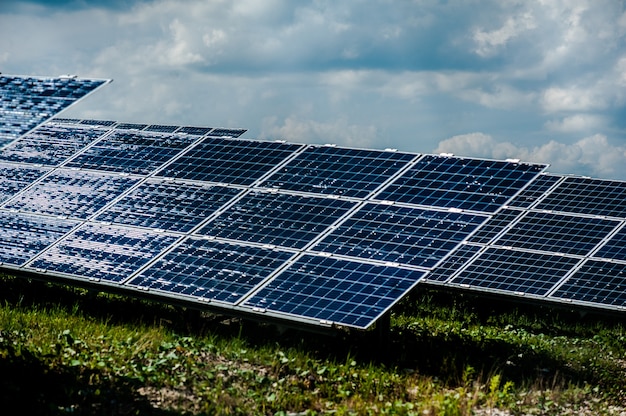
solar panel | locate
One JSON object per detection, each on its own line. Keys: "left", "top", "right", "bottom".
{"left": 145, "top": 124, "right": 180, "bottom": 133}
{"left": 0, "top": 75, "right": 109, "bottom": 146}
{"left": 260, "top": 146, "right": 416, "bottom": 198}
{"left": 155, "top": 137, "right": 302, "bottom": 185}
{"left": 4, "top": 169, "right": 140, "bottom": 219}
{"left": 196, "top": 191, "right": 356, "bottom": 249}
{"left": 376, "top": 155, "right": 546, "bottom": 212}
{"left": 550, "top": 260, "right": 626, "bottom": 307}
{"left": 312, "top": 203, "right": 487, "bottom": 268}
{"left": 466, "top": 208, "right": 524, "bottom": 244}
{"left": 244, "top": 255, "right": 425, "bottom": 329}
{"left": 116, "top": 123, "right": 148, "bottom": 130}
{"left": 492, "top": 211, "right": 620, "bottom": 256}
{"left": 208, "top": 128, "right": 247, "bottom": 138}
{"left": 65, "top": 130, "right": 198, "bottom": 175}
{"left": 178, "top": 126, "right": 214, "bottom": 135}
{"left": 128, "top": 238, "right": 294, "bottom": 304}
{"left": 507, "top": 174, "right": 562, "bottom": 208}
{"left": 0, "top": 124, "right": 108, "bottom": 165}
{"left": 0, "top": 163, "right": 50, "bottom": 203}
{"left": 535, "top": 177, "right": 626, "bottom": 218}
{"left": 95, "top": 180, "right": 241, "bottom": 233}
{"left": 0, "top": 211, "right": 78, "bottom": 266}
{"left": 449, "top": 247, "right": 580, "bottom": 296}
{"left": 27, "top": 223, "right": 178, "bottom": 283}
{"left": 594, "top": 225, "right": 626, "bottom": 261}
{"left": 422, "top": 243, "right": 483, "bottom": 283}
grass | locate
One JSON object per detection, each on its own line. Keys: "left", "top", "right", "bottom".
{"left": 0, "top": 274, "right": 625, "bottom": 415}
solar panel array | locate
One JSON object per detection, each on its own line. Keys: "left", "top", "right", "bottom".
{"left": 1, "top": 75, "right": 625, "bottom": 331}
{"left": 0, "top": 75, "right": 110, "bottom": 147}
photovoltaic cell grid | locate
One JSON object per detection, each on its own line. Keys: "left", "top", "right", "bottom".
{"left": 551, "top": 260, "right": 626, "bottom": 307}
{"left": 594, "top": 226, "right": 626, "bottom": 261}
{"left": 376, "top": 155, "right": 546, "bottom": 212}
{"left": 4, "top": 169, "right": 140, "bottom": 219}
{"left": 0, "top": 163, "right": 49, "bottom": 203}
{"left": 0, "top": 76, "right": 108, "bottom": 146}
{"left": 466, "top": 209, "right": 523, "bottom": 245}
{"left": 0, "top": 212, "right": 77, "bottom": 266}
{"left": 507, "top": 174, "right": 561, "bottom": 208}
{"left": 96, "top": 180, "right": 241, "bottom": 233}
{"left": 244, "top": 255, "right": 425, "bottom": 328}
{"left": 28, "top": 224, "right": 179, "bottom": 283}
{"left": 0, "top": 124, "right": 108, "bottom": 165}
{"left": 156, "top": 137, "right": 302, "bottom": 185}
{"left": 535, "top": 177, "right": 626, "bottom": 218}
{"left": 65, "top": 131, "right": 198, "bottom": 175}
{"left": 197, "top": 191, "right": 356, "bottom": 249}
{"left": 260, "top": 146, "right": 416, "bottom": 198}
{"left": 422, "top": 244, "right": 483, "bottom": 283}
{"left": 128, "top": 239, "right": 294, "bottom": 304}
{"left": 312, "top": 203, "right": 487, "bottom": 268}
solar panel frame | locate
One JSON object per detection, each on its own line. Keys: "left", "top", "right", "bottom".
{"left": 243, "top": 254, "right": 426, "bottom": 329}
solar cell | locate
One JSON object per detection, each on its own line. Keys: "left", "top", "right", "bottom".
{"left": 28, "top": 224, "right": 178, "bottom": 283}
{"left": 116, "top": 123, "right": 148, "bottom": 130}
{"left": 128, "top": 238, "right": 293, "bottom": 304}
{"left": 0, "top": 163, "right": 49, "bottom": 203}
{"left": 145, "top": 124, "right": 180, "bottom": 133}
{"left": 260, "top": 146, "right": 415, "bottom": 198}
{"left": 376, "top": 155, "right": 546, "bottom": 212}
{"left": 313, "top": 203, "right": 486, "bottom": 268}
{"left": 178, "top": 126, "right": 213, "bottom": 135}
{"left": 0, "top": 75, "right": 108, "bottom": 146}
{"left": 493, "top": 211, "right": 619, "bottom": 256}
{"left": 0, "top": 211, "right": 77, "bottom": 266}
{"left": 80, "top": 119, "right": 116, "bottom": 126}
{"left": 450, "top": 247, "right": 580, "bottom": 296}
{"left": 422, "top": 243, "right": 483, "bottom": 282}
{"left": 4, "top": 169, "right": 140, "bottom": 219}
{"left": 244, "top": 255, "right": 425, "bottom": 329}
{"left": 0, "top": 124, "right": 107, "bottom": 165}
{"left": 156, "top": 137, "right": 302, "bottom": 185}
{"left": 96, "top": 180, "right": 241, "bottom": 232}
{"left": 535, "top": 177, "right": 626, "bottom": 218}
{"left": 550, "top": 260, "right": 626, "bottom": 307}
{"left": 197, "top": 191, "right": 356, "bottom": 249}
{"left": 66, "top": 130, "right": 198, "bottom": 175}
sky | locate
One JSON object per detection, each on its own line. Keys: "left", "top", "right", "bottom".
{"left": 1, "top": 0, "right": 626, "bottom": 180}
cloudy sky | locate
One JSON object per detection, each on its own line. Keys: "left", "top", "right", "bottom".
{"left": 1, "top": 0, "right": 625, "bottom": 179}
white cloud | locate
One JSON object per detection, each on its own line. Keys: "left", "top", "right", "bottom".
{"left": 260, "top": 116, "right": 379, "bottom": 148}
{"left": 435, "top": 132, "right": 626, "bottom": 180}
{"left": 544, "top": 114, "right": 606, "bottom": 133}
{"left": 541, "top": 85, "right": 610, "bottom": 113}
{"left": 473, "top": 11, "right": 536, "bottom": 57}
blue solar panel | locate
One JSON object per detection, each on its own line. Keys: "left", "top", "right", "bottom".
{"left": 450, "top": 247, "right": 580, "bottom": 296}
{"left": 80, "top": 119, "right": 116, "bottom": 127}
{"left": 508, "top": 174, "right": 561, "bottom": 208}
{"left": 260, "top": 146, "right": 415, "bottom": 198}
{"left": 28, "top": 224, "right": 178, "bottom": 283}
{"left": 0, "top": 163, "right": 49, "bottom": 203}
{"left": 0, "top": 124, "right": 108, "bottom": 165}
{"left": 116, "top": 123, "right": 148, "bottom": 130}
{"left": 145, "top": 124, "right": 180, "bottom": 133}
{"left": 96, "top": 181, "right": 241, "bottom": 232}
{"left": 313, "top": 204, "right": 486, "bottom": 268}
{"left": 493, "top": 212, "right": 620, "bottom": 256}
{"left": 66, "top": 131, "right": 198, "bottom": 175}
{"left": 155, "top": 137, "right": 302, "bottom": 185}
{"left": 0, "top": 211, "right": 77, "bottom": 266}
{"left": 535, "top": 177, "right": 626, "bottom": 218}
{"left": 466, "top": 208, "right": 523, "bottom": 244}
{"left": 196, "top": 192, "right": 356, "bottom": 249}
{"left": 0, "top": 75, "right": 108, "bottom": 146}
{"left": 128, "top": 238, "right": 293, "bottom": 304}
{"left": 208, "top": 128, "right": 247, "bottom": 138}
{"left": 551, "top": 260, "right": 626, "bottom": 307}
{"left": 178, "top": 126, "right": 213, "bottom": 135}
{"left": 4, "top": 169, "right": 140, "bottom": 219}
{"left": 244, "top": 255, "right": 425, "bottom": 329}
{"left": 594, "top": 226, "right": 626, "bottom": 261}
{"left": 376, "top": 155, "right": 546, "bottom": 212}
{"left": 422, "top": 243, "right": 483, "bottom": 282}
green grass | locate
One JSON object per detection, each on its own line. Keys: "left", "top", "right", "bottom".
{"left": 0, "top": 274, "right": 625, "bottom": 415}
